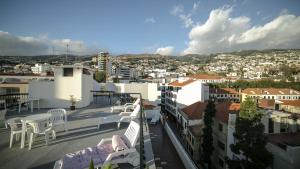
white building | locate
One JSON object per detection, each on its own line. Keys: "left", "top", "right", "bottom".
{"left": 97, "top": 52, "right": 112, "bottom": 76}
{"left": 116, "top": 83, "right": 161, "bottom": 102}
{"left": 29, "top": 65, "right": 93, "bottom": 108}
{"left": 162, "top": 78, "right": 209, "bottom": 117}
{"left": 115, "top": 66, "right": 136, "bottom": 81}
{"left": 31, "top": 63, "right": 52, "bottom": 74}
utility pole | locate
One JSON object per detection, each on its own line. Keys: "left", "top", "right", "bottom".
{"left": 65, "top": 44, "right": 69, "bottom": 63}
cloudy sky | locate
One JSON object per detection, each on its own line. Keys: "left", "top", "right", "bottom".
{"left": 0, "top": 0, "right": 300, "bottom": 56}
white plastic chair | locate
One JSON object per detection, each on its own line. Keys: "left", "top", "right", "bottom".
{"left": 111, "top": 98, "right": 140, "bottom": 113}
{"left": 47, "top": 109, "right": 68, "bottom": 132}
{"left": 27, "top": 118, "right": 56, "bottom": 150}
{"left": 7, "top": 118, "right": 23, "bottom": 148}
{"left": 98, "top": 104, "right": 140, "bottom": 129}
{"left": 54, "top": 121, "right": 140, "bottom": 169}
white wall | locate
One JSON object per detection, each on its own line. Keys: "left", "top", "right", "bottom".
{"left": 29, "top": 66, "right": 93, "bottom": 108}
{"left": 114, "top": 83, "right": 160, "bottom": 102}
{"left": 177, "top": 81, "right": 208, "bottom": 106}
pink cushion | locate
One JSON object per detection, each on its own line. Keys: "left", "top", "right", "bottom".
{"left": 61, "top": 144, "right": 114, "bottom": 169}
{"left": 112, "top": 135, "right": 128, "bottom": 151}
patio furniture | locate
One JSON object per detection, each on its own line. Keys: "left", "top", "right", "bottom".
{"left": 98, "top": 104, "right": 140, "bottom": 130}
{"left": 27, "top": 118, "right": 56, "bottom": 150}
{"left": 48, "top": 109, "right": 68, "bottom": 132}
{"left": 110, "top": 98, "right": 140, "bottom": 113}
{"left": 54, "top": 121, "right": 140, "bottom": 169}
{"left": 20, "top": 113, "right": 52, "bottom": 149}
{"left": 7, "top": 118, "right": 24, "bottom": 148}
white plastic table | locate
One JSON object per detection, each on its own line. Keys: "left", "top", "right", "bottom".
{"left": 20, "top": 113, "right": 51, "bottom": 149}
{"left": 18, "top": 98, "right": 40, "bottom": 113}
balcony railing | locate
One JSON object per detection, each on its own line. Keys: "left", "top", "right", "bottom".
{"left": 0, "top": 93, "right": 29, "bottom": 109}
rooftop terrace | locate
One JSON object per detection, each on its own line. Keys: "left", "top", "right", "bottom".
{"left": 0, "top": 95, "right": 156, "bottom": 169}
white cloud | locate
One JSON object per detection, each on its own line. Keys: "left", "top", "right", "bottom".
{"left": 170, "top": 4, "right": 195, "bottom": 28}
{"left": 171, "top": 5, "right": 184, "bottom": 16}
{"left": 145, "top": 17, "right": 156, "bottom": 23}
{"left": 0, "top": 31, "right": 96, "bottom": 56}
{"left": 192, "top": 1, "right": 200, "bottom": 13}
{"left": 155, "top": 46, "right": 174, "bottom": 55}
{"left": 182, "top": 6, "right": 300, "bottom": 55}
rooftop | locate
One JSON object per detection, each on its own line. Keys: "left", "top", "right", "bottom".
{"left": 189, "top": 74, "right": 223, "bottom": 80}
{"left": 0, "top": 98, "right": 155, "bottom": 169}
{"left": 280, "top": 100, "right": 300, "bottom": 107}
{"left": 168, "top": 79, "right": 195, "bottom": 87}
{"left": 214, "top": 102, "right": 240, "bottom": 124}
{"left": 180, "top": 101, "right": 207, "bottom": 120}
{"left": 242, "top": 88, "right": 300, "bottom": 95}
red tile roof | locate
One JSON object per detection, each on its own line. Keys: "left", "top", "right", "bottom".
{"left": 242, "top": 88, "right": 300, "bottom": 95}
{"left": 280, "top": 100, "right": 300, "bottom": 107}
{"left": 189, "top": 74, "right": 223, "bottom": 80}
{"left": 168, "top": 79, "right": 195, "bottom": 87}
{"left": 258, "top": 99, "right": 275, "bottom": 109}
{"left": 180, "top": 101, "right": 240, "bottom": 123}
{"left": 214, "top": 102, "right": 240, "bottom": 123}
{"left": 210, "top": 88, "right": 239, "bottom": 94}
{"left": 181, "top": 101, "right": 207, "bottom": 120}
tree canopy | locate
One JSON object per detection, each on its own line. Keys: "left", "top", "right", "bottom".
{"left": 227, "top": 97, "right": 273, "bottom": 169}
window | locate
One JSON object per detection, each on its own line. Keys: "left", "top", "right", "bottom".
{"left": 283, "top": 96, "right": 285, "bottom": 99}
{"left": 218, "top": 157, "right": 224, "bottom": 168}
{"left": 218, "top": 123, "right": 223, "bottom": 132}
{"left": 272, "top": 96, "right": 274, "bottom": 99}
{"left": 6, "top": 87, "right": 20, "bottom": 94}
{"left": 63, "top": 68, "right": 73, "bottom": 76}
{"left": 218, "top": 140, "right": 225, "bottom": 151}
{"left": 280, "top": 117, "right": 288, "bottom": 132}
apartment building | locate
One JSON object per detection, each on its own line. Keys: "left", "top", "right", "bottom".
{"left": 175, "top": 101, "right": 240, "bottom": 169}
{"left": 161, "top": 78, "right": 209, "bottom": 117}
{"left": 279, "top": 100, "right": 300, "bottom": 113}
{"left": 209, "top": 88, "right": 240, "bottom": 102}
{"left": 212, "top": 102, "right": 240, "bottom": 169}
{"left": 115, "top": 66, "right": 137, "bottom": 82}
{"left": 266, "top": 133, "right": 300, "bottom": 169}
{"left": 260, "top": 110, "right": 300, "bottom": 169}
{"left": 241, "top": 88, "right": 300, "bottom": 102}
{"left": 31, "top": 63, "right": 52, "bottom": 74}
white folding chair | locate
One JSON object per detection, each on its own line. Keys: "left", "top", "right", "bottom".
{"left": 47, "top": 109, "right": 68, "bottom": 132}
{"left": 111, "top": 98, "right": 140, "bottom": 113}
{"left": 98, "top": 104, "right": 140, "bottom": 129}
{"left": 27, "top": 118, "right": 56, "bottom": 150}
{"left": 54, "top": 121, "right": 140, "bottom": 169}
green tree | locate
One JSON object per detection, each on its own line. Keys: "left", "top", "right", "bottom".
{"left": 94, "top": 71, "right": 106, "bottom": 82}
{"left": 89, "top": 158, "right": 94, "bottom": 169}
{"left": 201, "top": 100, "right": 216, "bottom": 169}
{"left": 227, "top": 97, "right": 273, "bottom": 169}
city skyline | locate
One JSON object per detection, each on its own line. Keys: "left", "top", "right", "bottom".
{"left": 0, "top": 0, "right": 300, "bottom": 56}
